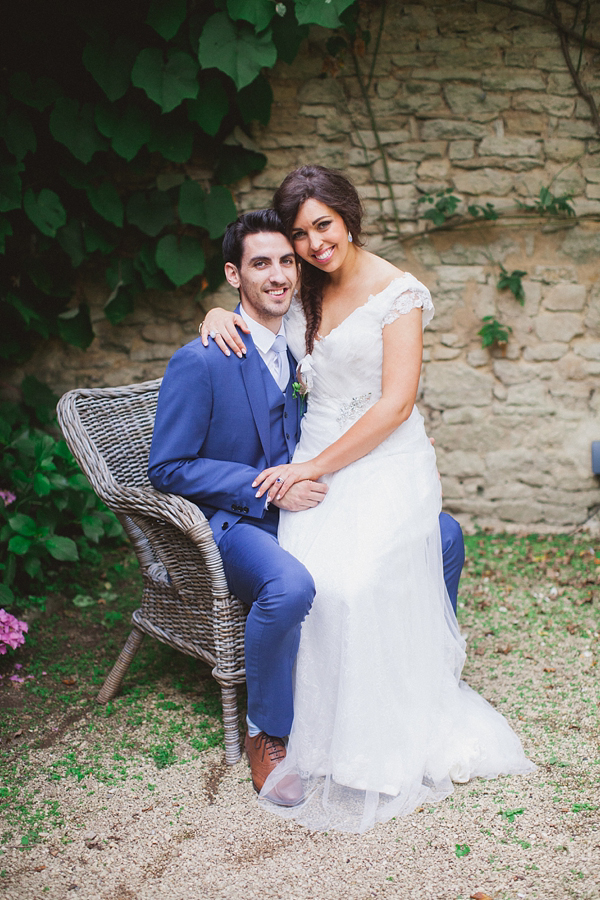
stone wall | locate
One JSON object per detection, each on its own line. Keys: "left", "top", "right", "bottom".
{"left": 14, "top": 0, "right": 600, "bottom": 531}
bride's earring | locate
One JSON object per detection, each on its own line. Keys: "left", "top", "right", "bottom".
{"left": 348, "top": 231, "right": 353, "bottom": 243}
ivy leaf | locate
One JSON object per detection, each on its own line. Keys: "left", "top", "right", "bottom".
{"left": 82, "top": 34, "right": 138, "bottom": 102}
{"left": 43, "top": 535, "right": 79, "bottom": 562}
{"left": 3, "top": 109, "right": 37, "bottom": 161}
{"left": 134, "top": 244, "right": 172, "bottom": 291}
{"left": 147, "top": 120, "right": 194, "bottom": 163}
{"left": 9, "top": 72, "right": 61, "bottom": 111}
{"left": 0, "top": 163, "right": 23, "bottom": 213}
{"left": 23, "top": 188, "right": 67, "bottom": 237}
{"left": 34, "top": 473, "right": 52, "bottom": 497}
{"left": 104, "top": 285, "right": 135, "bottom": 325}
{"left": 126, "top": 191, "right": 174, "bottom": 236}
{"left": 497, "top": 265, "right": 527, "bottom": 305}
{"left": 8, "top": 535, "right": 32, "bottom": 555}
{"left": 86, "top": 182, "right": 124, "bottom": 227}
{"left": 178, "top": 182, "right": 237, "bottom": 238}
{"left": 198, "top": 13, "right": 277, "bottom": 91}
{"left": 147, "top": 0, "right": 187, "bottom": 40}
{"left": 57, "top": 303, "right": 94, "bottom": 349}
{"left": 0, "top": 217, "right": 13, "bottom": 253}
{"left": 49, "top": 98, "right": 108, "bottom": 163}
{"left": 227, "top": 0, "right": 275, "bottom": 31}
{"left": 155, "top": 234, "right": 205, "bottom": 286}
{"left": 132, "top": 48, "right": 199, "bottom": 113}
{"left": 83, "top": 222, "right": 117, "bottom": 255}
{"left": 8, "top": 514, "right": 37, "bottom": 537}
{"left": 57, "top": 219, "right": 86, "bottom": 267}
{"left": 187, "top": 76, "right": 229, "bottom": 136}
{"left": 95, "top": 102, "right": 152, "bottom": 161}
{"left": 237, "top": 74, "right": 273, "bottom": 125}
{"left": 215, "top": 145, "right": 267, "bottom": 184}
{"left": 295, "top": 0, "right": 356, "bottom": 28}
{"left": 271, "top": 5, "right": 309, "bottom": 64}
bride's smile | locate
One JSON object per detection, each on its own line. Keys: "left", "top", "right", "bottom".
{"left": 291, "top": 198, "right": 355, "bottom": 274}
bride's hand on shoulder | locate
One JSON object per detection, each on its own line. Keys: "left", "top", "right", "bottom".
{"left": 199, "top": 308, "right": 250, "bottom": 357}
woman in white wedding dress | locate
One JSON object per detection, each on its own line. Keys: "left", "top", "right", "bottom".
{"left": 205, "top": 166, "right": 534, "bottom": 833}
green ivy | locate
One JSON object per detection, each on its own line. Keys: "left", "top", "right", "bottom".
{"left": 0, "top": 377, "right": 124, "bottom": 608}
{"left": 1, "top": 0, "right": 360, "bottom": 364}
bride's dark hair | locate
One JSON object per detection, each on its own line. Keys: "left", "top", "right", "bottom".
{"left": 273, "top": 165, "right": 364, "bottom": 354}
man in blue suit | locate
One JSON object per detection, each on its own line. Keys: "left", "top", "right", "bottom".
{"left": 149, "top": 209, "right": 465, "bottom": 807}
{"left": 149, "top": 210, "right": 325, "bottom": 806}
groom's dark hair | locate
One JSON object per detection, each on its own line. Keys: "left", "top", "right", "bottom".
{"left": 222, "top": 209, "right": 287, "bottom": 270}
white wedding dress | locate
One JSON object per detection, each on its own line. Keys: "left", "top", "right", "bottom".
{"left": 258, "top": 274, "right": 535, "bottom": 833}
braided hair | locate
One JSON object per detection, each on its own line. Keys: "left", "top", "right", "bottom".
{"left": 273, "top": 166, "right": 364, "bottom": 354}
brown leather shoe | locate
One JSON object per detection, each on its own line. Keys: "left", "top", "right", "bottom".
{"left": 244, "top": 731, "right": 304, "bottom": 807}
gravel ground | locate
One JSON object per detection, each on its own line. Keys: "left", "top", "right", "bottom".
{"left": 2, "top": 534, "right": 599, "bottom": 900}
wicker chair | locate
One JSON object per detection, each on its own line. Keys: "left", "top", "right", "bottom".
{"left": 56, "top": 379, "right": 247, "bottom": 765}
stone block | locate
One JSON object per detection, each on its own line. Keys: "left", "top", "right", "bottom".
{"left": 535, "top": 313, "right": 584, "bottom": 343}
{"left": 423, "top": 363, "right": 494, "bottom": 409}
{"left": 317, "top": 113, "right": 353, "bottom": 140}
{"left": 478, "top": 135, "right": 542, "bottom": 158}
{"left": 388, "top": 141, "right": 446, "bottom": 161}
{"left": 433, "top": 346, "right": 462, "bottom": 360}
{"left": 546, "top": 72, "right": 578, "bottom": 96}
{"left": 534, "top": 49, "right": 570, "bottom": 71}
{"left": 372, "top": 159, "right": 419, "bottom": 184}
{"left": 494, "top": 500, "right": 544, "bottom": 523}
{"left": 511, "top": 92, "right": 575, "bottom": 117}
{"left": 582, "top": 165, "right": 600, "bottom": 183}
{"left": 436, "top": 449, "right": 486, "bottom": 477}
{"left": 523, "top": 343, "right": 568, "bottom": 362}
{"left": 542, "top": 284, "right": 587, "bottom": 311}
{"left": 436, "top": 265, "right": 487, "bottom": 284}
{"left": 409, "top": 68, "right": 482, "bottom": 84}
{"left": 561, "top": 229, "right": 600, "bottom": 262}
{"left": 584, "top": 285, "right": 600, "bottom": 336}
{"left": 453, "top": 168, "right": 513, "bottom": 196}
{"left": 141, "top": 323, "right": 183, "bottom": 343}
{"left": 130, "top": 341, "right": 176, "bottom": 362}
{"left": 350, "top": 129, "right": 411, "bottom": 149}
{"left": 493, "top": 360, "right": 540, "bottom": 385}
{"left": 482, "top": 69, "right": 546, "bottom": 91}
{"left": 467, "top": 347, "right": 491, "bottom": 367}
{"left": 417, "top": 159, "right": 451, "bottom": 180}
{"left": 586, "top": 184, "right": 600, "bottom": 200}
{"left": 503, "top": 110, "right": 548, "bottom": 135}
{"left": 391, "top": 52, "right": 436, "bottom": 68}
{"left": 297, "top": 79, "right": 344, "bottom": 105}
{"left": 443, "top": 85, "right": 509, "bottom": 119}
{"left": 394, "top": 85, "right": 444, "bottom": 115}
{"left": 376, "top": 80, "right": 399, "bottom": 101}
{"left": 449, "top": 140, "right": 475, "bottom": 160}
{"left": 556, "top": 353, "right": 588, "bottom": 381}
{"left": 531, "top": 265, "right": 578, "bottom": 284}
{"left": 472, "top": 284, "right": 496, "bottom": 319}
{"left": 544, "top": 138, "right": 586, "bottom": 162}
{"left": 574, "top": 342, "right": 600, "bottom": 360}
{"left": 556, "top": 120, "right": 598, "bottom": 138}
{"left": 421, "top": 120, "right": 488, "bottom": 141}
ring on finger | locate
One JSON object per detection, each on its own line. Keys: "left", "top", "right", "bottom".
{"left": 209, "top": 330, "right": 220, "bottom": 339}
{"left": 275, "top": 477, "right": 283, "bottom": 483}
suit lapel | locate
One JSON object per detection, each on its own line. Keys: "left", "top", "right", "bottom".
{"left": 241, "top": 338, "right": 271, "bottom": 466}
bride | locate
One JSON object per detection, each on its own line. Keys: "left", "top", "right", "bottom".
{"left": 202, "top": 165, "right": 535, "bottom": 832}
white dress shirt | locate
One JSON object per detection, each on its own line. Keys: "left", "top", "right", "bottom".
{"left": 239, "top": 305, "right": 290, "bottom": 391}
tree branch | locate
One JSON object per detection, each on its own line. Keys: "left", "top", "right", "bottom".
{"left": 549, "top": 0, "right": 600, "bottom": 134}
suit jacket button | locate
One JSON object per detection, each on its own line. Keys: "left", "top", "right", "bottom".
{"left": 222, "top": 522, "right": 229, "bottom": 530}
{"left": 243, "top": 506, "right": 249, "bottom": 513}
{"left": 285, "top": 433, "right": 290, "bottom": 440}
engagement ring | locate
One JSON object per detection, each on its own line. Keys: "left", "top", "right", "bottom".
{"left": 210, "top": 330, "right": 220, "bottom": 339}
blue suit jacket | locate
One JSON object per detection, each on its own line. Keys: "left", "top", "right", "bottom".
{"left": 148, "top": 319, "right": 301, "bottom": 544}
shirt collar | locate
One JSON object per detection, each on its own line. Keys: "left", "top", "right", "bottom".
{"left": 239, "top": 304, "right": 286, "bottom": 355}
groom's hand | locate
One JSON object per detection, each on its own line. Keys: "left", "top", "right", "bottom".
{"left": 272, "top": 480, "right": 328, "bottom": 512}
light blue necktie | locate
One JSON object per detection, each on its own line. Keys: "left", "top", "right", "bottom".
{"left": 271, "top": 334, "right": 289, "bottom": 392}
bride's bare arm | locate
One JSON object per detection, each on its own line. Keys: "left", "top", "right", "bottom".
{"left": 199, "top": 308, "right": 250, "bottom": 357}
{"left": 253, "top": 307, "right": 424, "bottom": 501}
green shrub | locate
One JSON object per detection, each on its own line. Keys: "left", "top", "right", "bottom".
{"left": 0, "top": 376, "right": 123, "bottom": 608}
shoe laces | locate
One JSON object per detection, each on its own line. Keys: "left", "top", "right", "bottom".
{"left": 256, "top": 733, "right": 286, "bottom": 764}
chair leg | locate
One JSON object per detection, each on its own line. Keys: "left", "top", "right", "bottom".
{"left": 221, "top": 684, "right": 242, "bottom": 765}
{"left": 97, "top": 626, "right": 145, "bottom": 704}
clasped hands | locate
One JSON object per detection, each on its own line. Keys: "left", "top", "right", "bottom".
{"left": 252, "top": 461, "right": 327, "bottom": 511}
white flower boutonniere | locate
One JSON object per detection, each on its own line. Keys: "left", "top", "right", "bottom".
{"left": 292, "top": 354, "right": 313, "bottom": 413}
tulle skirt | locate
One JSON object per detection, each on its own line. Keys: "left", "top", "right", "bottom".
{"left": 257, "top": 408, "right": 535, "bottom": 833}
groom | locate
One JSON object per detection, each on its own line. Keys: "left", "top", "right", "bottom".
{"left": 148, "top": 209, "right": 465, "bottom": 806}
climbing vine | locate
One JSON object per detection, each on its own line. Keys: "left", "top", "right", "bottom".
{"left": 0, "top": 0, "right": 359, "bottom": 364}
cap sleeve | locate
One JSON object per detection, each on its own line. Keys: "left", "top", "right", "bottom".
{"left": 372, "top": 273, "right": 434, "bottom": 330}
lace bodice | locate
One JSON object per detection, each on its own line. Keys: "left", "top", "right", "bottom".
{"left": 284, "top": 273, "right": 434, "bottom": 435}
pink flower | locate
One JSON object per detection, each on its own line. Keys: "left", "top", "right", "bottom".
{"left": 0, "top": 609, "right": 28, "bottom": 655}
{"left": 0, "top": 490, "right": 16, "bottom": 507}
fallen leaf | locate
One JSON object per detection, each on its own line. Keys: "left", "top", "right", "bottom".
{"left": 471, "top": 893, "right": 493, "bottom": 900}
{"left": 13, "top": 729, "right": 23, "bottom": 739}
{"left": 141, "top": 806, "right": 153, "bottom": 812}
{"left": 34, "top": 865, "right": 46, "bottom": 872}
{"left": 496, "top": 644, "right": 512, "bottom": 655}
{"left": 543, "top": 667, "right": 556, "bottom": 673}
{"left": 566, "top": 623, "right": 578, "bottom": 634}
{"left": 62, "top": 676, "right": 77, "bottom": 686}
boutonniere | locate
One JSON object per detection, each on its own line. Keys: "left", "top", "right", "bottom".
{"left": 292, "top": 354, "right": 313, "bottom": 414}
